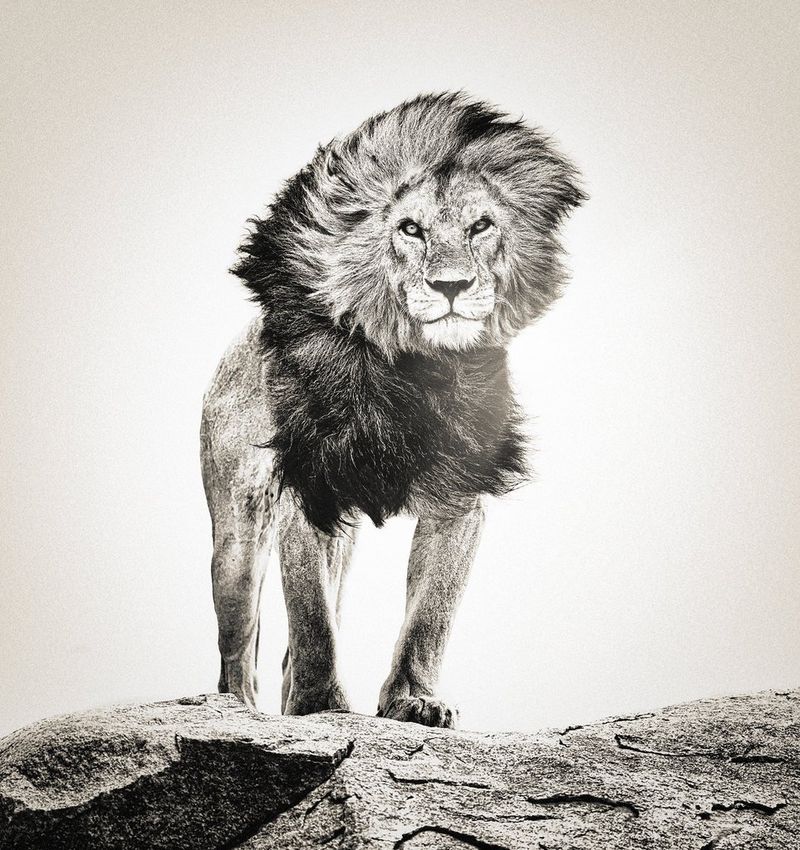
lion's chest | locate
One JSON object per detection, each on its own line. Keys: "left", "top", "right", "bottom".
{"left": 269, "top": 344, "right": 527, "bottom": 533}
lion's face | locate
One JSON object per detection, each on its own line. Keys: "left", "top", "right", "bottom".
{"left": 388, "top": 174, "right": 506, "bottom": 350}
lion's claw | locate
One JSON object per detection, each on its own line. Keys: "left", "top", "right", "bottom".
{"left": 379, "top": 696, "right": 458, "bottom": 729}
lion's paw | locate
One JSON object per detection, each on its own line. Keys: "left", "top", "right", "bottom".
{"left": 285, "top": 682, "right": 351, "bottom": 716}
{"left": 378, "top": 696, "right": 458, "bottom": 729}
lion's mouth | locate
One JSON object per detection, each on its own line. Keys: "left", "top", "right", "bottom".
{"left": 421, "top": 312, "right": 472, "bottom": 324}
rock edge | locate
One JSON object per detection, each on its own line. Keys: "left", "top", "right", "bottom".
{"left": 1, "top": 689, "right": 798, "bottom": 849}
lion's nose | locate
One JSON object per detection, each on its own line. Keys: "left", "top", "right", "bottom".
{"left": 425, "top": 277, "right": 476, "bottom": 306}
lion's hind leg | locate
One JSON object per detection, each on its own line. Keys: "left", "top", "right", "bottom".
{"left": 208, "top": 458, "right": 279, "bottom": 711}
{"left": 200, "top": 317, "right": 281, "bottom": 711}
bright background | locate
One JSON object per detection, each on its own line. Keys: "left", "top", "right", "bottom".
{"left": 2, "top": 1, "right": 798, "bottom": 737}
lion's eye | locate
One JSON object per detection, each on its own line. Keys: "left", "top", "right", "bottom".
{"left": 399, "top": 220, "right": 423, "bottom": 238}
{"left": 469, "top": 217, "right": 493, "bottom": 236}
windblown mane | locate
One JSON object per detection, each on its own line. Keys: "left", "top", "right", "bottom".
{"left": 231, "top": 93, "right": 584, "bottom": 532}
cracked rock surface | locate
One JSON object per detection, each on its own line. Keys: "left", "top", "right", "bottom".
{"left": 1, "top": 689, "right": 799, "bottom": 849}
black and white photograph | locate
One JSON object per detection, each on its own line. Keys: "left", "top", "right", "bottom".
{"left": 1, "top": 2, "right": 799, "bottom": 847}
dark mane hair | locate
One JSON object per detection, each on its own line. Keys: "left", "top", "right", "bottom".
{"left": 231, "top": 93, "right": 584, "bottom": 532}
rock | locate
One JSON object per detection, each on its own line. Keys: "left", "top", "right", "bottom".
{"left": 0, "top": 695, "right": 352, "bottom": 849}
{"left": 1, "top": 690, "right": 799, "bottom": 849}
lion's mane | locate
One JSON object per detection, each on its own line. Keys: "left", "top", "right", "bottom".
{"left": 232, "top": 93, "right": 584, "bottom": 532}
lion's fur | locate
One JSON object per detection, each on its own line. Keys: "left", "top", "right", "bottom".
{"left": 230, "top": 92, "right": 585, "bottom": 533}
{"left": 204, "top": 93, "right": 584, "bottom": 724}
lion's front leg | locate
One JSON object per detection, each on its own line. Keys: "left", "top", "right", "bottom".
{"left": 378, "top": 497, "right": 485, "bottom": 728}
{"left": 279, "top": 496, "right": 353, "bottom": 715}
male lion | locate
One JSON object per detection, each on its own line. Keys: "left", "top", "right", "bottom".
{"left": 201, "top": 93, "right": 584, "bottom": 728}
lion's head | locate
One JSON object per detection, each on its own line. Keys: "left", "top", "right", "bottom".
{"left": 234, "top": 92, "right": 585, "bottom": 357}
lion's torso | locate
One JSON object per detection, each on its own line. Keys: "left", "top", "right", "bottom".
{"left": 202, "top": 317, "right": 526, "bottom": 533}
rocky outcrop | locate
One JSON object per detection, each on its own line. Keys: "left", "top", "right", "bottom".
{"left": 1, "top": 689, "right": 798, "bottom": 848}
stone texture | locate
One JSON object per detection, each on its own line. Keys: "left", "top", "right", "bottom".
{"left": 1, "top": 689, "right": 799, "bottom": 849}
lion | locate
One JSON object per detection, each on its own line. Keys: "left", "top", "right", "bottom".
{"left": 200, "top": 92, "right": 585, "bottom": 728}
